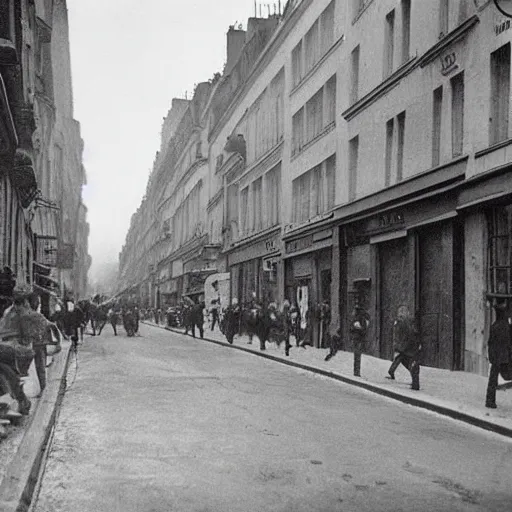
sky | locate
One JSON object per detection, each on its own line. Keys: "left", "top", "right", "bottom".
{"left": 67, "top": 0, "right": 258, "bottom": 281}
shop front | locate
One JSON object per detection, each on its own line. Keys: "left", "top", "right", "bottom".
{"left": 227, "top": 229, "right": 282, "bottom": 307}
{"left": 283, "top": 228, "right": 333, "bottom": 349}
{"left": 338, "top": 161, "right": 467, "bottom": 370}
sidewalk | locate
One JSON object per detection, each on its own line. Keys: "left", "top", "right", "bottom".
{"left": 0, "top": 341, "right": 72, "bottom": 512}
{"left": 144, "top": 320, "right": 512, "bottom": 438}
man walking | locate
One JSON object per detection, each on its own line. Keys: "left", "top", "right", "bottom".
{"left": 350, "top": 302, "right": 370, "bottom": 377}
{"left": 386, "top": 305, "right": 421, "bottom": 391}
{"left": 485, "top": 300, "right": 512, "bottom": 409}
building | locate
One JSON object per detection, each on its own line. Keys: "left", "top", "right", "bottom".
{"left": 119, "top": 0, "right": 512, "bottom": 377}
{"left": 0, "top": 0, "right": 90, "bottom": 313}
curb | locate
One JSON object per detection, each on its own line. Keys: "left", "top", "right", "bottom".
{"left": 0, "top": 342, "right": 73, "bottom": 512}
{"left": 143, "top": 321, "right": 512, "bottom": 440}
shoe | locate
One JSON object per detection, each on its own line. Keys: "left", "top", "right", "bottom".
{"left": 411, "top": 385, "right": 420, "bottom": 391}
{"left": 0, "top": 425, "right": 7, "bottom": 439}
{"left": 486, "top": 402, "right": 497, "bottom": 409}
{"left": 386, "top": 373, "right": 395, "bottom": 380}
{"left": 324, "top": 354, "right": 333, "bottom": 361}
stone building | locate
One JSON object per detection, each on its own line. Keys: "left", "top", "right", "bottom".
{"left": 0, "top": 0, "right": 89, "bottom": 312}
{"left": 119, "top": 0, "right": 512, "bottom": 377}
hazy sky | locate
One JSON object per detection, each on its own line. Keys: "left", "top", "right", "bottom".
{"left": 67, "top": 0, "right": 257, "bottom": 280}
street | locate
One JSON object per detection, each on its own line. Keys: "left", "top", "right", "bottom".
{"left": 32, "top": 324, "right": 512, "bottom": 512}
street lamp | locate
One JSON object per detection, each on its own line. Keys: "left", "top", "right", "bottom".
{"left": 495, "top": 0, "right": 512, "bottom": 18}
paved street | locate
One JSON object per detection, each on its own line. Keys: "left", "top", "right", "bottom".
{"left": 32, "top": 324, "right": 512, "bottom": 512}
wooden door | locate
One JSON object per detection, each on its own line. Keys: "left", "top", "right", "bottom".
{"left": 379, "top": 238, "right": 409, "bottom": 360}
{"left": 419, "top": 223, "right": 453, "bottom": 369}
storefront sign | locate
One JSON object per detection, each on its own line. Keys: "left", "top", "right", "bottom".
{"left": 228, "top": 232, "right": 281, "bottom": 266}
{"left": 286, "top": 235, "right": 314, "bottom": 254}
{"left": 378, "top": 211, "right": 405, "bottom": 229}
{"left": 495, "top": 18, "right": 512, "bottom": 34}
{"left": 265, "top": 240, "right": 277, "bottom": 252}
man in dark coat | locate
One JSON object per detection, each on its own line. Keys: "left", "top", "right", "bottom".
{"left": 350, "top": 303, "right": 370, "bottom": 377}
{"left": 190, "top": 301, "right": 205, "bottom": 339}
{"left": 386, "top": 305, "right": 421, "bottom": 390}
{"left": 222, "top": 299, "right": 241, "bottom": 345}
{"left": 486, "top": 300, "right": 512, "bottom": 409}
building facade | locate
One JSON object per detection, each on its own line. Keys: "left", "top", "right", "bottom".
{"left": 0, "top": 0, "right": 89, "bottom": 313}
{"left": 119, "top": 0, "right": 512, "bottom": 377}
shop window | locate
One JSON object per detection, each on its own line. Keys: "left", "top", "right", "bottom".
{"left": 488, "top": 206, "right": 512, "bottom": 296}
{"left": 490, "top": 43, "right": 510, "bottom": 145}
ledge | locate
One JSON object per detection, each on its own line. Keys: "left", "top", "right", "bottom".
{"left": 342, "top": 56, "right": 418, "bottom": 122}
{"left": 237, "top": 140, "right": 284, "bottom": 184}
{"left": 418, "top": 15, "right": 480, "bottom": 68}
{"left": 475, "top": 137, "right": 512, "bottom": 159}
{"left": 289, "top": 35, "right": 344, "bottom": 97}
{"left": 291, "top": 122, "right": 336, "bottom": 160}
{"left": 227, "top": 225, "right": 282, "bottom": 253}
{"left": 352, "top": 0, "right": 375, "bottom": 25}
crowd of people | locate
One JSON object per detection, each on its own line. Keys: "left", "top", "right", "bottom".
{"left": 0, "top": 267, "right": 144, "bottom": 440}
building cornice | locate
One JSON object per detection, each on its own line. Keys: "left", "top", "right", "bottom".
{"left": 342, "top": 15, "right": 479, "bottom": 123}
{"left": 418, "top": 15, "right": 480, "bottom": 68}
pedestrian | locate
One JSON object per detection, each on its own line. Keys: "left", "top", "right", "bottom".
{"left": 210, "top": 299, "right": 220, "bottom": 331}
{"left": 350, "top": 301, "right": 370, "bottom": 377}
{"left": 190, "top": 300, "right": 205, "bottom": 339}
{"left": 223, "top": 298, "right": 240, "bottom": 345}
{"left": 324, "top": 327, "right": 343, "bottom": 361}
{"left": 109, "top": 306, "right": 120, "bottom": 336}
{"left": 485, "top": 300, "right": 512, "bottom": 409}
{"left": 386, "top": 305, "right": 421, "bottom": 390}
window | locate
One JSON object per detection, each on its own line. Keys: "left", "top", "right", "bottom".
{"left": 350, "top": 45, "right": 360, "bottom": 104}
{"left": 311, "top": 165, "right": 323, "bottom": 218}
{"left": 349, "top": 136, "right": 359, "bottom": 201}
{"left": 451, "top": 72, "right": 464, "bottom": 158}
{"left": 326, "top": 155, "right": 336, "bottom": 210}
{"left": 397, "top": 111, "right": 406, "bottom": 182}
{"left": 292, "top": 108, "right": 304, "bottom": 155}
{"left": 320, "top": 1, "right": 335, "bottom": 56}
{"left": 266, "top": 164, "right": 281, "bottom": 227}
{"left": 240, "top": 187, "right": 249, "bottom": 234}
{"left": 353, "top": 0, "right": 372, "bottom": 19}
{"left": 401, "top": 0, "right": 411, "bottom": 63}
{"left": 439, "top": 0, "right": 449, "bottom": 38}
{"left": 490, "top": 43, "right": 511, "bottom": 145}
{"left": 384, "top": 10, "right": 395, "bottom": 78}
{"left": 306, "top": 88, "right": 324, "bottom": 142}
{"left": 292, "top": 40, "right": 303, "bottom": 87}
{"left": 305, "top": 20, "right": 320, "bottom": 72}
{"left": 385, "top": 118, "right": 394, "bottom": 187}
{"left": 0, "top": 0, "right": 14, "bottom": 41}
{"left": 488, "top": 206, "right": 512, "bottom": 296}
{"left": 325, "top": 75, "right": 337, "bottom": 126}
{"left": 252, "top": 177, "right": 263, "bottom": 232}
{"left": 432, "top": 86, "right": 443, "bottom": 167}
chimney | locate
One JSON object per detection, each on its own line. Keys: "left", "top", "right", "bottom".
{"left": 226, "top": 26, "right": 246, "bottom": 73}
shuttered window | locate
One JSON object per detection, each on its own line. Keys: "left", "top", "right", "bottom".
{"left": 451, "top": 72, "right": 464, "bottom": 158}
{"left": 490, "top": 43, "right": 510, "bottom": 145}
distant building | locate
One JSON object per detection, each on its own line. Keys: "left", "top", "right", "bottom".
{"left": 0, "top": 0, "right": 90, "bottom": 313}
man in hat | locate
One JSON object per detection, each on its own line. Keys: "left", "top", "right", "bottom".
{"left": 486, "top": 299, "right": 512, "bottom": 409}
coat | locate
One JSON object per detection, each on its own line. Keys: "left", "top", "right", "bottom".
{"left": 393, "top": 317, "right": 420, "bottom": 357}
{"left": 488, "top": 316, "right": 512, "bottom": 366}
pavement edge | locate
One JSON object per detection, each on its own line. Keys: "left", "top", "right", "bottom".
{"left": 144, "top": 322, "right": 512, "bottom": 440}
{"left": 0, "top": 342, "right": 73, "bottom": 512}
